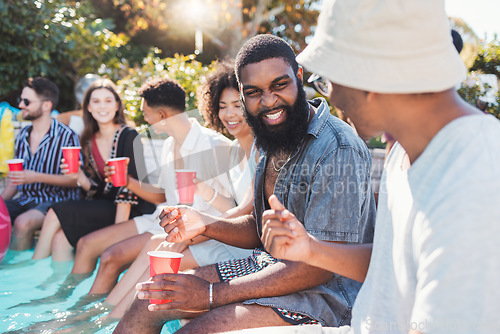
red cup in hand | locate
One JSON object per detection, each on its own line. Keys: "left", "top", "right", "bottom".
{"left": 147, "top": 251, "right": 184, "bottom": 304}
{"left": 175, "top": 170, "right": 196, "bottom": 205}
{"left": 62, "top": 147, "right": 81, "bottom": 174}
{"left": 107, "top": 157, "right": 128, "bottom": 187}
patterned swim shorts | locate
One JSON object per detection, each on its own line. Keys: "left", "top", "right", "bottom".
{"left": 216, "top": 249, "right": 321, "bottom": 326}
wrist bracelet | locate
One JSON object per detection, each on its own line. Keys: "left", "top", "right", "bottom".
{"left": 209, "top": 282, "right": 213, "bottom": 310}
{"left": 206, "top": 189, "right": 218, "bottom": 205}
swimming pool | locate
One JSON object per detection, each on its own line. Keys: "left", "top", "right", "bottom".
{"left": 0, "top": 249, "right": 182, "bottom": 333}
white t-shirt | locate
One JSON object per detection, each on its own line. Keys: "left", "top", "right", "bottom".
{"left": 228, "top": 139, "right": 257, "bottom": 205}
{"left": 134, "top": 118, "right": 232, "bottom": 234}
{"left": 349, "top": 114, "right": 500, "bottom": 333}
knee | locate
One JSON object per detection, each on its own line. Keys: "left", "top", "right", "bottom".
{"left": 75, "top": 235, "right": 94, "bottom": 257}
{"left": 52, "top": 230, "right": 70, "bottom": 250}
{"left": 100, "top": 248, "right": 123, "bottom": 270}
{"left": 13, "top": 216, "right": 36, "bottom": 237}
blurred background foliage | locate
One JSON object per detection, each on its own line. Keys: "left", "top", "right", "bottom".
{"left": 116, "top": 52, "right": 214, "bottom": 129}
{"left": 1, "top": 0, "right": 498, "bottom": 130}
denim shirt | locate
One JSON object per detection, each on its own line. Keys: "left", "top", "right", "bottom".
{"left": 246, "top": 98, "right": 376, "bottom": 327}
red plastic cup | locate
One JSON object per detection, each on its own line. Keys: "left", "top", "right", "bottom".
{"left": 62, "top": 146, "right": 81, "bottom": 174}
{"left": 175, "top": 169, "right": 196, "bottom": 205}
{"left": 6, "top": 159, "right": 24, "bottom": 172}
{"left": 107, "top": 157, "right": 128, "bottom": 187}
{"left": 147, "top": 251, "right": 184, "bottom": 304}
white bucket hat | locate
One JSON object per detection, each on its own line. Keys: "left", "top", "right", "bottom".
{"left": 297, "top": 0, "right": 467, "bottom": 94}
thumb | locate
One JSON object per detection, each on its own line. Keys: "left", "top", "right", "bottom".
{"left": 268, "top": 194, "right": 286, "bottom": 211}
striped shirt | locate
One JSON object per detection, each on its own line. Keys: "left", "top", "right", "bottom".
{"left": 14, "top": 118, "right": 81, "bottom": 205}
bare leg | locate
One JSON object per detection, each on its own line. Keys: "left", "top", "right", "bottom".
{"left": 32, "top": 209, "right": 61, "bottom": 259}
{"left": 105, "top": 234, "right": 163, "bottom": 306}
{"left": 88, "top": 233, "right": 152, "bottom": 295}
{"left": 178, "top": 303, "right": 289, "bottom": 333}
{"left": 11, "top": 209, "right": 45, "bottom": 250}
{"left": 108, "top": 270, "right": 148, "bottom": 319}
{"left": 72, "top": 219, "right": 139, "bottom": 274}
{"left": 51, "top": 229, "right": 75, "bottom": 262}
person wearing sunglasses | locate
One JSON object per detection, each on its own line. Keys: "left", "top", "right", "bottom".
{"left": 1, "top": 77, "right": 80, "bottom": 251}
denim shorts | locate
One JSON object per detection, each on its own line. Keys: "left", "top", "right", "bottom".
{"left": 4, "top": 199, "right": 54, "bottom": 223}
{"left": 216, "top": 249, "right": 321, "bottom": 326}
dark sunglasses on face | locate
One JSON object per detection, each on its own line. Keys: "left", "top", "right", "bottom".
{"left": 307, "top": 74, "right": 330, "bottom": 97}
{"left": 17, "top": 97, "right": 47, "bottom": 107}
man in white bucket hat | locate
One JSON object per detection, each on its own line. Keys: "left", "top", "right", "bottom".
{"left": 261, "top": 0, "right": 500, "bottom": 333}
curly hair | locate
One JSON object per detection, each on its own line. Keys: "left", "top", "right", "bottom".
{"left": 235, "top": 34, "right": 299, "bottom": 85}
{"left": 139, "top": 77, "right": 186, "bottom": 112}
{"left": 198, "top": 59, "right": 239, "bottom": 135}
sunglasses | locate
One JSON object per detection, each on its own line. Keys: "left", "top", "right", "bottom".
{"left": 17, "top": 97, "right": 47, "bottom": 107}
{"left": 307, "top": 74, "right": 330, "bottom": 97}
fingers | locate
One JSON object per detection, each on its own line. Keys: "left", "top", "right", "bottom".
{"left": 158, "top": 207, "right": 183, "bottom": 228}
{"left": 261, "top": 219, "right": 296, "bottom": 251}
{"left": 268, "top": 194, "right": 287, "bottom": 211}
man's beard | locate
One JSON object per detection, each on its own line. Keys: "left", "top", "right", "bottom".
{"left": 243, "top": 81, "right": 309, "bottom": 156}
{"left": 23, "top": 106, "right": 43, "bottom": 121}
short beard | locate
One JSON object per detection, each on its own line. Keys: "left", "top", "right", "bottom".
{"left": 243, "top": 80, "right": 309, "bottom": 156}
{"left": 23, "top": 106, "right": 44, "bottom": 121}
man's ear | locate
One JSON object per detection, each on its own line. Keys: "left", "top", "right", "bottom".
{"left": 43, "top": 100, "right": 54, "bottom": 113}
{"left": 366, "top": 92, "right": 376, "bottom": 103}
{"left": 297, "top": 66, "right": 304, "bottom": 82}
{"left": 158, "top": 109, "right": 168, "bottom": 119}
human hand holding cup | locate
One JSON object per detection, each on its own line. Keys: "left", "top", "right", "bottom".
{"left": 107, "top": 157, "right": 129, "bottom": 187}
{"left": 147, "top": 251, "right": 184, "bottom": 304}
{"left": 175, "top": 170, "right": 196, "bottom": 205}
{"left": 6, "top": 159, "right": 24, "bottom": 186}
{"left": 62, "top": 146, "right": 81, "bottom": 174}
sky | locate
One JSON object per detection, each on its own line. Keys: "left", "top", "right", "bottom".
{"left": 445, "top": 0, "right": 499, "bottom": 41}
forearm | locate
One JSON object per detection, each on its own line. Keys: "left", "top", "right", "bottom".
{"left": 1, "top": 183, "right": 17, "bottom": 200}
{"left": 203, "top": 214, "right": 261, "bottom": 249}
{"left": 37, "top": 172, "right": 77, "bottom": 187}
{"left": 200, "top": 189, "right": 235, "bottom": 213}
{"left": 213, "top": 260, "right": 333, "bottom": 308}
{"left": 225, "top": 190, "right": 253, "bottom": 218}
{"left": 309, "top": 238, "right": 372, "bottom": 283}
{"left": 126, "top": 176, "right": 166, "bottom": 204}
{"left": 115, "top": 203, "right": 132, "bottom": 224}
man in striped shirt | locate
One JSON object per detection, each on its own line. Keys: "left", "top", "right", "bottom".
{"left": 1, "top": 77, "right": 80, "bottom": 250}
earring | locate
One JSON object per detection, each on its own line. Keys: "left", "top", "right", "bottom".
{"left": 160, "top": 120, "right": 165, "bottom": 126}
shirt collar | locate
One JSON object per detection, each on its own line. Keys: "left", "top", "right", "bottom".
{"left": 179, "top": 118, "right": 211, "bottom": 155}
{"left": 306, "top": 97, "right": 330, "bottom": 139}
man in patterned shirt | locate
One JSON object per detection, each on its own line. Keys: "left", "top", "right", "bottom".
{"left": 1, "top": 77, "right": 80, "bottom": 250}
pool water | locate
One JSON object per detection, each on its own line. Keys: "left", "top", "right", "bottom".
{"left": 0, "top": 249, "right": 182, "bottom": 333}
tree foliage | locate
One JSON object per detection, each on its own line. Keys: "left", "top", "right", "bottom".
{"left": 470, "top": 37, "right": 500, "bottom": 79}
{"left": 88, "top": 0, "right": 321, "bottom": 59}
{"left": 0, "top": 0, "right": 74, "bottom": 107}
{"left": 0, "top": 0, "right": 131, "bottom": 111}
{"left": 117, "top": 52, "right": 215, "bottom": 127}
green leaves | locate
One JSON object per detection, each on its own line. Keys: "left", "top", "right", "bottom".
{"left": 117, "top": 52, "right": 214, "bottom": 126}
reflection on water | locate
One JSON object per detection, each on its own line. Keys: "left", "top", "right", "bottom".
{"left": 0, "top": 249, "right": 181, "bottom": 333}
